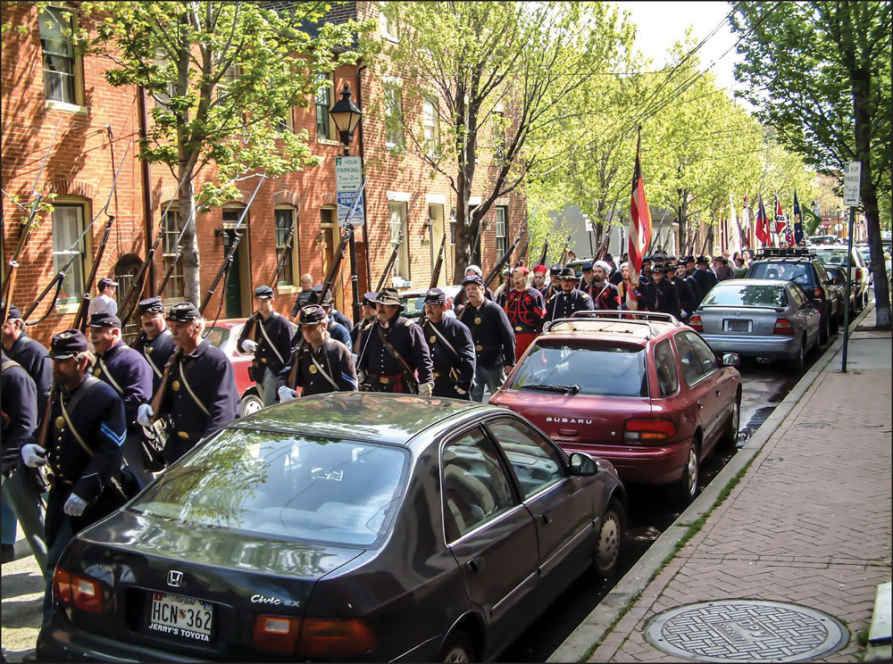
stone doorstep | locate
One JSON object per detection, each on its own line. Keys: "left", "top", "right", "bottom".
{"left": 869, "top": 581, "right": 892, "bottom": 645}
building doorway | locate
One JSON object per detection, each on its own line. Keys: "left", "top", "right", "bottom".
{"left": 114, "top": 253, "right": 142, "bottom": 343}
{"left": 428, "top": 204, "right": 446, "bottom": 287}
{"left": 222, "top": 208, "right": 250, "bottom": 319}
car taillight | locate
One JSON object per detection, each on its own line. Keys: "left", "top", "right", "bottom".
{"left": 813, "top": 286, "right": 824, "bottom": 299}
{"left": 52, "top": 567, "right": 103, "bottom": 613}
{"left": 855, "top": 268, "right": 863, "bottom": 282}
{"left": 773, "top": 318, "right": 794, "bottom": 335}
{"left": 689, "top": 315, "right": 703, "bottom": 332}
{"left": 299, "top": 618, "right": 376, "bottom": 658}
{"left": 624, "top": 418, "right": 676, "bottom": 442}
{"left": 253, "top": 615, "right": 301, "bottom": 656}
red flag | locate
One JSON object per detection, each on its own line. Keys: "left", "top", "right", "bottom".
{"left": 755, "top": 195, "right": 770, "bottom": 246}
{"left": 628, "top": 131, "right": 652, "bottom": 275}
{"left": 774, "top": 196, "right": 786, "bottom": 236}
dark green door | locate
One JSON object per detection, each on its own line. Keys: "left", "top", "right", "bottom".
{"left": 224, "top": 229, "right": 243, "bottom": 319}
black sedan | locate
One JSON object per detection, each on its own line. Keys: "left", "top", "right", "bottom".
{"left": 38, "top": 393, "right": 627, "bottom": 662}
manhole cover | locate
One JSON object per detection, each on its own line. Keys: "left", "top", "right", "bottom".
{"left": 644, "top": 600, "right": 849, "bottom": 662}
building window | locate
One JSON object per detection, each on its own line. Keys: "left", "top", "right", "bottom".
{"left": 274, "top": 208, "right": 296, "bottom": 286}
{"left": 493, "top": 104, "right": 506, "bottom": 162}
{"left": 52, "top": 204, "right": 86, "bottom": 305}
{"left": 379, "top": 3, "right": 400, "bottom": 42}
{"left": 320, "top": 207, "right": 335, "bottom": 226}
{"left": 161, "top": 207, "right": 185, "bottom": 300}
{"left": 217, "top": 63, "right": 240, "bottom": 103}
{"left": 153, "top": 50, "right": 177, "bottom": 112}
{"left": 389, "top": 202, "right": 409, "bottom": 281}
{"left": 384, "top": 81, "right": 404, "bottom": 150}
{"left": 494, "top": 206, "right": 507, "bottom": 257}
{"left": 315, "top": 73, "right": 334, "bottom": 141}
{"left": 39, "top": 7, "right": 77, "bottom": 104}
{"left": 449, "top": 209, "right": 456, "bottom": 245}
{"left": 422, "top": 97, "right": 439, "bottom": 156}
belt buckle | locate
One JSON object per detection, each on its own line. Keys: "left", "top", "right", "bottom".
{"left": 515, "top": 325, "right": 522, "bottom": 332}
{"left": 177, "top": 431, "right": 190, "bottom": 439}
{"left": 261, "top": 357, "right": 268, "bottom": 364}
{"left": 433, "top": 372, "right": 440, "bottom": 378}
{"left": 379, "top": 376, "right": 390, "bottom": 384}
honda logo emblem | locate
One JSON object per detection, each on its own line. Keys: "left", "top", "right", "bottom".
{"left": 167, "top": 570, "right": 184, "bottom": 588}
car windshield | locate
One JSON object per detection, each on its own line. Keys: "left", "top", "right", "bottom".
{"left": 749, "top": 262, "right": 811, "bottom": 284}
{"left": 129, "top": 429, "right": 409, "bottom": 546}
{"left": 401, "top": 295, "right": 426, "bottom": 319}
{"left": 204, "top": 327, "right": 230, "bottom": 348}
{"left": 508, "top": 341, "right": 648, "bottom": 397}
{"left": 702, "top": 284, "right": 787, "bottom": 308}
{"left": 813, "top": 250, "right": 850, "bottom": 266}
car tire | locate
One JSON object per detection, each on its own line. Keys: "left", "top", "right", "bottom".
{"left": 239, "top": 391, "right": 264, "bottom": 417}
{"left": 440, "top": 631, "right": 475, "bottom": 664}
{"left": 594, "top": 499, "right": 625, "bottom": 579}
{"left": 674, "top": 440, "right": 700, "bottom": 506}
{"left": 720, "top": 390, "right": 741, "bottom": 448}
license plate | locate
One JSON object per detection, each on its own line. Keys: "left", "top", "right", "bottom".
{"left": 147, "top": 591, "right": 214, "bottom": 643}
{"left": 725, "top": 319, "right": 750, "bottom": 332}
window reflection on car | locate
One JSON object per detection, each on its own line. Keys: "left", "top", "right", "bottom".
{"left": 702, "top": 284, "right": 788, "bottom": 308}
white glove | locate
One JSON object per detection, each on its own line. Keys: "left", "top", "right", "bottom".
{"left": 137, "top": 403, "right": 154, "bottom": 427}
{"left": 419, "top": 382, "right": 434, "bottom": 398}
{"left": 63, "top": 493, "right": 87, "bottom": 517}
{"left": 21, "top": 444, "right": 47, "bottom": 468}
{"left": 242, "top": 339, "right": 258, "bottom": 353}
{"left": 278, "top": 386, "right": 297, "bottom": 403}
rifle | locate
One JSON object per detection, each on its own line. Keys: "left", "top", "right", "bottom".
{"left": 514, "top": 232, "right": 530, "bottom": 267}
{"left": 270, "top": 218, "right": 297, "bottom": 292}
{"left": 74, "top": 214, "right": 115, "bottom": 331}
{"left": 118, "top": 232, "right": 163, "bottom": 329}
{"left": 558, "top": 234, "right": 573, "bottom": 267}
{"left": 430, "top": 234, "right": 446, "bottom": 289}
{"left": 537, "top": 239, "right": 550, "bottom": 267}
{"left": 312, "top": 228, "right": 351, "bottom": 306}
{"left": 484, "top": 229, "right": 527, "bottom": 290}
{"left": 374, "top": 231, "right": 403, "bottom": 294}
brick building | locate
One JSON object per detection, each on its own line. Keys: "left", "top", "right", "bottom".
{"left": 1, "top": 1, "right": 526, "bottom": 345}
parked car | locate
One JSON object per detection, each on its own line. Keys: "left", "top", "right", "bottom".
{"left": 690, "top": 279, "right": 821, "bottom": 371}
{"left": 398, "top": 287, "right": 458, "bottom": 320}
{"left": 745, "top": 249, "right": 844, "bottom": 344}
{"left": 490, "top": 311, "right": 741, "bottom": 505}
{"left": 808, "top": 234, "right": 840, "bottom": 246}
{"left": 37, "top": 393, "right": 626, "bottom": 663}
{"left": 811, "top": 246, "right": 869, "bottom": 310}
{"left": 203, "top": 318, "right": 264, "bottom": 416}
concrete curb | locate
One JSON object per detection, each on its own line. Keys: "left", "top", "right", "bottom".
{"left": 547, "top": 304, "right": 876, "bottom": 663}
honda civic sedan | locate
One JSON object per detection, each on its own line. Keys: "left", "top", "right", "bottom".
{"left": 37, "top": 393, "right": 626, "bottom": 662}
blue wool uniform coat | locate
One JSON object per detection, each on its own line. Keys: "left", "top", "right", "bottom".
{"left": 459, "top": 299, "right": 516, "bottom": 368}
{"left": 420, "top": 316, "right": 476, "bottom": 398}
{"left": 357, "top": 315, "right": 434, "bottom": 390}
{"left": 546, "top": 288, "right": 594, "bottom": 321}
{"left": 93, "top": 341, "right": 153, "bottom": 430}
{"left": 280, "top": 338, "right": 357, "bottom": 396}
{"left": 1, "top": 356, "right": 37, "bottom": 470}
{"left": 131, "top": 328, "right": 176, "bottom": 393}
{"left": 6, "top": 332, "right": 52, "bottom": 416}
{"left": 237, "top": 312, "right": 296, "bottom": 376}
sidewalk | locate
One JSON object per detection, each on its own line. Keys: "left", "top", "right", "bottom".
{"left": 553, "top": 305, "right": 892, "bottom": 663}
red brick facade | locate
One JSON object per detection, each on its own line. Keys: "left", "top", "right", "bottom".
{"left": 1, "top": 2, "right": 526, "bottom": 346}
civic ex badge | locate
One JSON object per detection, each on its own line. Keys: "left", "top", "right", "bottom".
{"left": 167, "top": 570, "right": 184, "bottom": 588}
{"left": 251, "top": 594, "right": 301, "bottom": 608}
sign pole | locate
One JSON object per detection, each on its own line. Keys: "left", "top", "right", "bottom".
{"left": 841, "top": 160, "right": 861, "bottom": 373}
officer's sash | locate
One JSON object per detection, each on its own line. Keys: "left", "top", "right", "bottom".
{"left": 178, "top": 362, "right": 211, "bottom": 417}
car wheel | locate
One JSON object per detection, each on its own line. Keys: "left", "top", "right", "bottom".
{"left": 720, "top": 390, "right": 741, "bottom": 448}
{"left": 239, "top": 392, "right": 264, "bottom": 417}
{"left": 674, "top": 440, "right": 700, "bottom": 506}
{"left": 594, "top": 499, "right": 625, "bottom": 578}
{"left": 441, "top": 631, "right": 475, "bottom": 664}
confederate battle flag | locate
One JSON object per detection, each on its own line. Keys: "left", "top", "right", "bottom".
{"left": 628, "top": 129, "right": 652, "bottom": 274}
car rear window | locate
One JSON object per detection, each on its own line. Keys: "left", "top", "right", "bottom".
{"left": 702, "top": 284, "right": 787, "bottom": 308}
{"left": 203, "top": 326, "right": 230, "bottom": 348}
{"left": 507, "top": 341, "right": 648, "bottom": 397}
{"left": 401, "top": 295, "right": 426, "bottom": 318}
{"left": 129, "top": 430, "right": 408, "bottom": 547}
{"left": 814, "top": 250, "right": 850, "bottom": 266}
{"left": 748, "top": 262, "right": 813, "bottom": 285}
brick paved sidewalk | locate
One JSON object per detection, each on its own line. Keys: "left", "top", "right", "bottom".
{"left": 590, "top": 310, "right": 892, "bottom": 663}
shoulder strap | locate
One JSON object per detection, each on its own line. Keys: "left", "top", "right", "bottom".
{"left": 309, "top": 346, "right": 340, "bottom": 391}
{"left": 142, "top": 344, "right": 163, "bottom": 378}
{"left": 178, "top": 360, "right": 211, "bottom": 417}
{"left": 98, "top": 357, "right": 125, "bottom": 395}
{"left": 425, "top": 320, "right": 459, "bottom": 361}
{"left": 59, "top": 376, "right": 103, "bottom": 457}
{"left": 258, "top": 315, "right": 286, "bottom": 365}
{"left": 1, "top": 359, "right": 22, "bottom": 373}
{"left": 376, "top": 324, "right": 414, "bottom": 377}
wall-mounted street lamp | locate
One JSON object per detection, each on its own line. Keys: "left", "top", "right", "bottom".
{"left": 329, "top": 82, "right": 363, "bottom": 323}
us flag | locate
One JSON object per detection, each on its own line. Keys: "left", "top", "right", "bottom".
{"left": 628, "top": 129, "right": 652, "bottom": 275}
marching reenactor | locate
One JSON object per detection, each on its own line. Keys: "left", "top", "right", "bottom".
{"left": 547, "top": 267, "right": 594, "bottom": 321}
{"left": 504, "top": 266, "right": 545, "bottom": 361}
{"left": 451, "top": 265, "right": 494, "bottom": 316}
{"left": 693, "top": 255, "right": 718, "bottom": 303}
{"left": 494, "top": 267, "right": 512, "bottom": 308}
{"left": 1, "top": 350, "right": 40, "bottom": 567}
{"left": 578, "top": 262, "right": 595, "bottom": 293}
{"left": 2, "top": 305, "right": 52, "bottom": 416}
{"left": 532, "top": 264, "right": 549, "bottom": 297}
{"left": 317, "top": 291, "right": 353, "bottom": 348}
{"left": 419, "top": 288, "right": 475, "bottom": 399}
{"left": 672, "top": 262, "right": 698, "bottom": 322}
{"left": 86, "top": 277, "right": 118, "bottom": 318}
{"left": 131, "top": 297, "right": 175, "bottom": 393}
{"left": 278, "top": 305, "right": 357, "bottom": 400}
{"left": 459, "top": 275, "right": 515, "bottom": 402}
{"left": 237, "top": 285, "right": 296, "bottom": 407}
{"left": 136, "top": 302, "right": 238, "bottom": 465}
{"left": 356, "top": 288, "right": 434, "bottom": 396}
{"left": 617, "top": 262, "right": 645, "bottom": 310}
{"left": 589, "top": 260, "right": 621, "bottom": 310}
{"left": 310, "top": 284, "right": 353, "bottom": 330}
{"left": 351, "top": 292, "right": 377, "bottom": 354}
{"left": 19, "top": 330, "right": 133, "bottom": 619}
{"left": 88, "top": 312, "right": 154, "bottom": 487}
{"left": 639, "top": 256, "right": 654, "bottom": 288}
{"left": 644, "top": 264, "right": 682, "bottom": 319}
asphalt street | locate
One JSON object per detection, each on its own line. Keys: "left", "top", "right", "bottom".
{"left": 0, "top": 348, "right": 819, "bottom": 663}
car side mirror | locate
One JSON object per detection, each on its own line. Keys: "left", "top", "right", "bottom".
{"left": 721, "top": 352, "right": 741, "bottom": 368}
{"left": 568, "top": 452, "right": 597, "bottom": 476}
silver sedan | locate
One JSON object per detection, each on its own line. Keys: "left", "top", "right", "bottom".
{"left": 689, "top": 279, "right": 821, "bottom": 370}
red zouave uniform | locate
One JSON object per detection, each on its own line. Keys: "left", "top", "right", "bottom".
{"left": 590, "top": 281, "right": 621, "bottom": 310}
{"left": 504, "top": 287, "right": 546, "bottom": 361}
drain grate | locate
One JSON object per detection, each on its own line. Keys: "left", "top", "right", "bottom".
{"left": 644, "top": 599, "right": 849, "bottom": 662}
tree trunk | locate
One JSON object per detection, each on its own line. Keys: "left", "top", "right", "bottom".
{"left": 179, "top": 174, "right": 200, "bottom": 307}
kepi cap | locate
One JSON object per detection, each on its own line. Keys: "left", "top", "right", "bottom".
{"left": 254, "top": 285, "right": 274, "bottom": 299}
{"left": 50, "top": 329, "right": 88, "bottom": 359}
{"left": 559, "top": 267, "right": 577, "bottom": 279}
{"left": 89, "top": 312, "right": 122, "bottom": 328}
{"left": 425, "top": 288, "right": 446, "bottom": 305}
{"left": 374, "top": 287, "right": 402, "bottom": 307}
{"left": 98, "top": 277, "right": 118, "bottom": 290}
{"left": 299, "top": 304, "right": 326, "bottom": 325}
{"left": 166, "top": 301, "right": 200, "bottom": 322}
{"left": 462, "top": 274, "right": 484, "bottom": 287}
{"left": 5, "top": 305, "right": 22, "bottom": 320}
{"left": 581, "top": 262, "right": 593, "bottom": 271}
{"left": 138, "top": 297, "right": 164, "bottom": 315}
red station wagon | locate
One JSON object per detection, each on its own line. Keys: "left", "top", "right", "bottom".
{"left": 490, "top": 311, "right": 742, "bottom": 504}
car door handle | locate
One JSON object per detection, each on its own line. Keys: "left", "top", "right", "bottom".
{"left": 539, "top": 513, "right": 552, "bottom": 525}
{"left": 715, "top": 389, "right": 721, "bottom": 397}
{"left": 696, "top": 401, "right": 704, "bottom": 409}
{"left": 465, "top": 557, "right": 483, "bottom": 574}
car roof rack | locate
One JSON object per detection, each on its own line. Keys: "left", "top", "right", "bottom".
{"left": 754, "top": 247, "right": 815, "bottom": 259}
{"left": 543, "top": 310, "right": 680, "bottom": 338}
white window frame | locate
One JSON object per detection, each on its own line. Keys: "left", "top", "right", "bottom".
{"left": 315, "top": 72, "right": 337, "bottom": 142}
{"left": 161, "top": 205, "right": 186, "bottom": 302}
{"left": 39, "top": 6, "right": 82, "bottom": 107}
{"left": 379, "top": 3, "right": 400, "bottom": 42}
{"left": 389, "top": 202, "right": 410, "bottom": 282}
{"left": 494, "top": 206, "right": 507, "bottom": 258}
{"left": 383, "top": 78, "right": 404, "bottom": 151}
{"left": 274, "top": 206, "right": 297, "bottom": 287}
{"left": 52, "top": 202, "right": 88, "bottom": 309}
{"left": 422, "top": 97, "right": 440, "bottom": 157}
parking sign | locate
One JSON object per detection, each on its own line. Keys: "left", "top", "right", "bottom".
{"left": 843, "top": 161, "right": 861, "bottom": 206}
